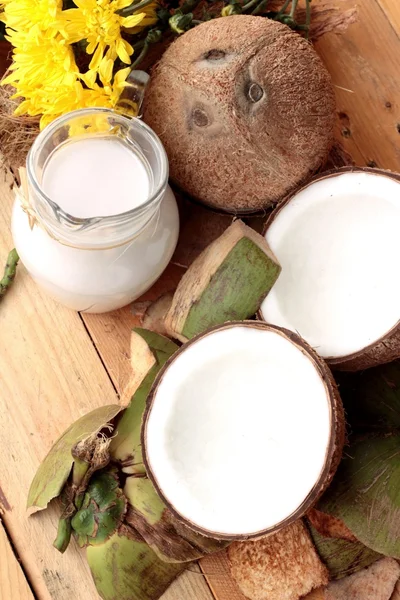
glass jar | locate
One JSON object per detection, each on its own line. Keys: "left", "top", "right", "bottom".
{"left": 12, "top": 108, "right": 179, "bottom": 313}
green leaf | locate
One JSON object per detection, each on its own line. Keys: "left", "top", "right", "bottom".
{"left": 308, "top": 524, "right": 381, "bottom": 579}
{"left": 110, "top": 330, "right": 178, "bottom": 472}
{"left": 87, "top": 532, "right": 185, "bottom": 600}
{"left": 317, "top": 435, "right": 400, "bottom": 558}
{"left": 28, "top": 405, "right": 122, "bottom": 511}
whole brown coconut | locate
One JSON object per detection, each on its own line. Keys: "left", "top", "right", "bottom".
{"left": 143, "top": 16, "right": 336, "bottom": 214}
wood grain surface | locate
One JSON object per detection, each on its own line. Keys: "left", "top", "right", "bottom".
{"left": 0, "top": 1, "right": 399, "bottom": 598}
{"left": 0, "top": 521, "right": 34, "bottom": 600}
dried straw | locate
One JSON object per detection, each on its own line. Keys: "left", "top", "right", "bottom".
{"left": 0, "top": 79, "right": 40, "bottom": 174}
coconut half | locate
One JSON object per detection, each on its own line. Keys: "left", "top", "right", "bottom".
{"left": 142, "top": 321, "right": 344, "bottom": 540}
{"left": 260, "top": 168, "right": 400, "bottom": 371}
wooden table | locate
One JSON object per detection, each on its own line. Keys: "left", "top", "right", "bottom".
{"left": 0, "top": 1, "right": 399, "bottom": 598}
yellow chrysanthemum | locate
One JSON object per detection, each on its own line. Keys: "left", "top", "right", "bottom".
{"left": 14, "top": 65, "right": 130, "bottom": 129}
{"left": 0, "top": 0, "right": 156, "bottom": 127}
{"left": 0, "top": 0, "right": 62, "bottom": 38}
{"left": 59, "top": 0, "right": 157, "bottom": 76}
{"left": 4, "top": 32, "right": 79, "bottom": 90}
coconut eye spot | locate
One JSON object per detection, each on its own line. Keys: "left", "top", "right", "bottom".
{"left": 192, "top": 107, "right": 210, "bottom": 128}
{"left": 203, "top": 49, "right": 226, "bottom": 61}
{"left": 197, "top": 49, "right": 233, "bottom": 69}
{"left": 247, "top": 82, "right": 264, "bottom": 103}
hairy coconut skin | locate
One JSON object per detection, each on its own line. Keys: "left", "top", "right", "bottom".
{"left": 261, "top": 166, "right": 400, "bottom": 371}
{"left": 142, "top": 321, "right": 345, "bottom": 541}
{"left": 143, "top": 16, "right": 336, "bottom": 214}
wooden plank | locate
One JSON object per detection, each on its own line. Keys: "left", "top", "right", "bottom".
{"left": 0, "top": 165, "right": 116, "bottom": 599}
{"left": 82, "top": 263, "right": 186, "bottom": 395}
{"left": 0, "top": 164, "right": 214, "bottom": 600}
{"left": 313, "top": 0, "right": 400, "bottom": 171}
{"left": 376, "top": 0, "right": 400, "bottom": 35}
{"left": 0, "top": 520, "right": 35, "bottom": 600}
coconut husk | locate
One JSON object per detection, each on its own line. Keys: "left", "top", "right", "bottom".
{"left": 303, "top": 589, "right": 327, "bottom": 600}
{"left": 316, "top": 433, "right": 400, "bottom": 559}
{"left": 324, "top": 558, "right": 400, "bottom": 600}
{"left": 392, "top": 580, "right": 400, "bottom": 600}
{"left": 110, "top": 328, "right": 179, "bottom": 474}
{"left": 143, "top": 15, "right": 336, "bottom": 214}
{"left": 302, "top": 3, "right": 358, "bottom": 42}
{"left": 307, "top": 509, "right": 356, "bottom": 542}
{"left": 307, "top": 523, "right": 381, "bottom": 581}
{"left": 228, "top": 520, "right": 329, "bottom": 600}
{"left": 165, "top": 220, "right": 281, "bottom": 342}
{"left": 142, "top": 293, "right": 174, "bottom": 337}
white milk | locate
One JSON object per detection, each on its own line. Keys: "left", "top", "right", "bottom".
{"left": 13, "top": 117, "right": 179, "bottom": 313}
{"left": 42, "top": 137, "right": 151, "bottom": 218}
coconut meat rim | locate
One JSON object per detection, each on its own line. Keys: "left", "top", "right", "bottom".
{"left": 260, "top": 171, "right": 400, "bottom": 359}
{"left": 144, "top": 325, "right": 332, "bottom": 537}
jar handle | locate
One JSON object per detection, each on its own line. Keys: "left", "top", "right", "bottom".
{"left": 116, "top": 70, "right": 150, "bottom": 118}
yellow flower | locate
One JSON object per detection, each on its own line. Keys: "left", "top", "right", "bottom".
{"left": 0, "top": 0, "right": 155, "bottom": 128}
{"left": 0, "top": 0, "right": 62, "bottom": 38}
{"left": 59, "top": 0, "right": 157, "bottom": 75}
{"left": 3, "top": 32, "right": 79, "bottom": 90}
{"left": 13, "top": 65, "right": 131, "bottom": 129}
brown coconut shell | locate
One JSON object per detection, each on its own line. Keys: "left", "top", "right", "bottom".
{"left": 260, "top": 166, "right": 400, "bottom": 372}
{"left": 143, "top": 15, "right": 336, "bottom": 215}
{"left": 142, "top": 321, "right": 345, "bottom": 541}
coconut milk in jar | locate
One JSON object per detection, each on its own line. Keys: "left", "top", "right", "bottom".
{"left": 12, "top": 107, "right": 179, "bottom": 313}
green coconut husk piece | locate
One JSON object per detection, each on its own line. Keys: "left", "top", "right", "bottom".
{"left": 71, "top": 471, "right": 127, "bottom": 548}
{"left": 336, "top": 361, "right": 400, "bottom": 431}
{"left": 308, "top": 524, "right": 381, "bottom": 580}
{"left": 164, "top": 219, "right": 281, "bottom": 342}
{"left": 316, "top": 434, "right": 400, "bottom": 559}
{"left": 124, "top": 477, "right": 228, "bottom": 563}
{"left": 27, "top": 404, "right": 122, "bottom": 512}
{"left": 110, "top": 329, "right": 179, "bottom": 474}
{"left": 87, "top": 528, "right": 185, "bottom": 600}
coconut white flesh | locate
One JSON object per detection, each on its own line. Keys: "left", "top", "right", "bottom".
{"left": 261, "top": 171, "right": 400, "bottom": 359}
{"left": 145, "top": 325, "right": 331, "bottom": 537}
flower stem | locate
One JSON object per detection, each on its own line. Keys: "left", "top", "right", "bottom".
{"left": 274, "top": 0, "right": 290, "bottom": 18}
{"left": 290, "top": 0, "right": 299, "bottom": 18}
{"left": 0, "top": 249, "right": 19, "bottom": 300}
{"left": 117, "top": 0, "right": 155, "bottom": 18}
{"left": 242, "top": 0, "right": 262, "bottom": 13}
{"left": 304, "top": 0, "right": 311, "bottom": 37}
{"left": 252, "top": 0, "right": 269, "bottom": 15}
{"left": 130, "top": 41, "right": 150, "bottom": 70}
